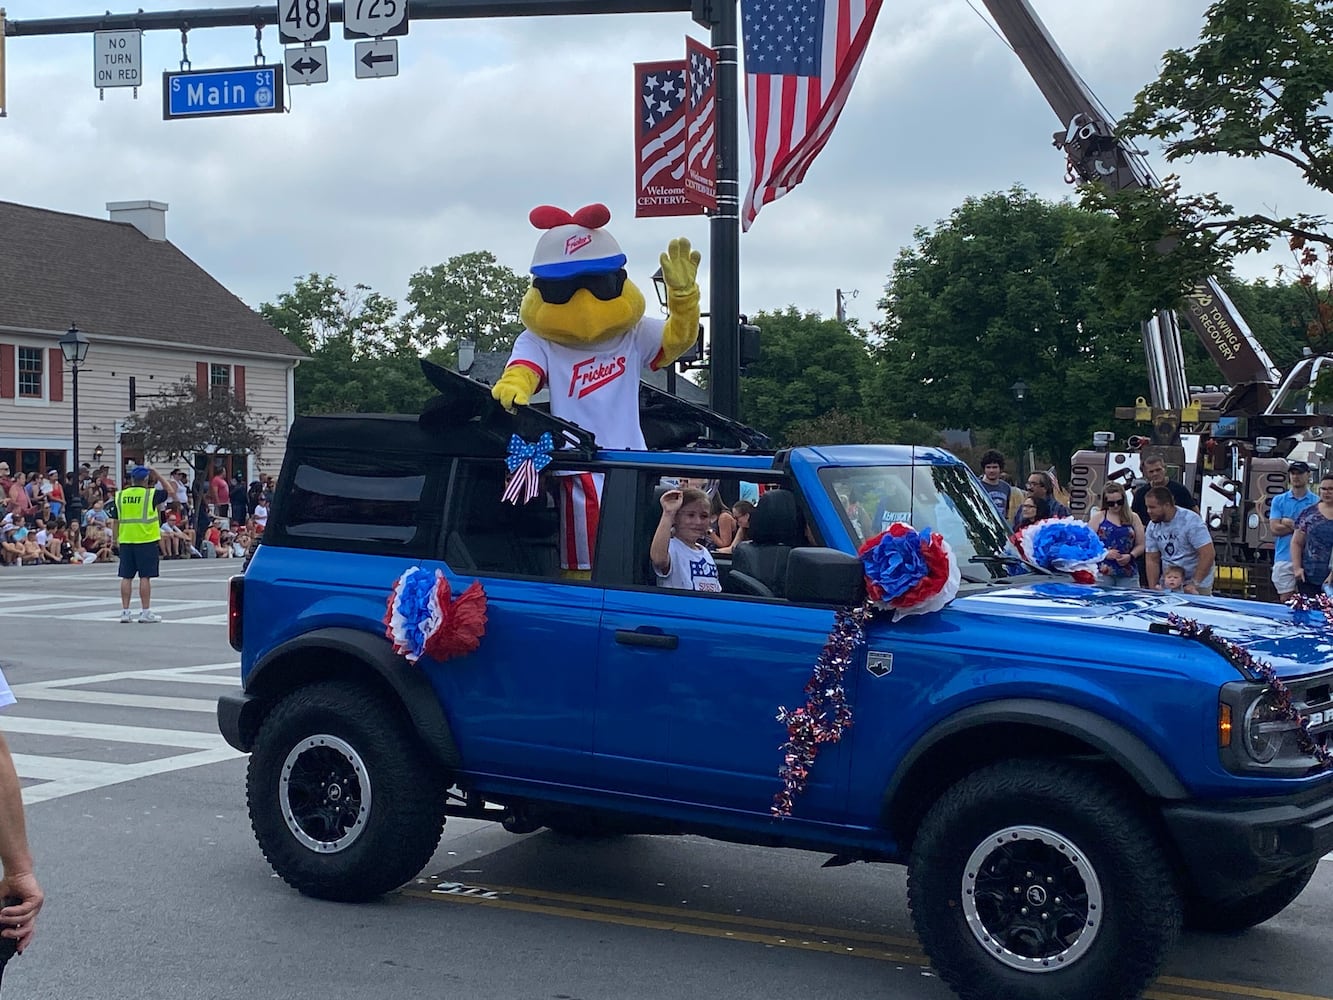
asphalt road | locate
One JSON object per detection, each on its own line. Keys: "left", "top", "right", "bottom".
{"left": 0, "top": 559, "right": 1329, "bottom": 1000}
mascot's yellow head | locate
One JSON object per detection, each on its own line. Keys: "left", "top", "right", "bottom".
{"left": 519, "top": 204, "right": 647, "bottom": 348}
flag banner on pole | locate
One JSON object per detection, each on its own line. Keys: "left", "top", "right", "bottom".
{"left": 741, "top": 0, "right": 883, "bottom": 231}
{"left": 634, "top": 59, "right": 696, "bottom": 218}
{"left": 684, "top": 36, "right": 718, "bottom": 212}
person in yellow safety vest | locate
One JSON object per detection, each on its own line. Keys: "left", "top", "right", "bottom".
{"left": 108, "top": 466, "right": 169, "bottom": 624}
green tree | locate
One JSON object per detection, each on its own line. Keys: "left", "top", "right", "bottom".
{"left": 122, "top": 379, "right": 278, "bottom": 468}
{"left": 874, "top": 188, "right": 1145, "bottom": 474}
{"left": 1081, "top": 0, "right": 1333, "bottom": 311}
{"left": 405, "top": 251, "right": 529, "bottom": 360}
{"left": 260, "top": 274, "right": 435, "bottom": 415}
{"left": 738, "top": 308, "right": 875, "bottom": 443}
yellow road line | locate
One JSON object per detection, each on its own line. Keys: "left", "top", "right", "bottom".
{"left": 1156, "top": 978, "right": 1333, "bottom": 1000}
{"left": 444, "top": 879, "right": 921, "bottom": 948}
{"left": 406, "top": 882, "right": 1332, "bottom": 1000}
{"left": 401, "top": 887, "right": 931, "bottom": 964}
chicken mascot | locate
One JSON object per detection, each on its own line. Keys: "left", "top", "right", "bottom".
{"left": 491, "top": 203, "right": 702, "bottom": 574}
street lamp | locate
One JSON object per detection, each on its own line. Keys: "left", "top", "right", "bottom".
{"left": 649, "top": 267, "right": 677, "bottom": 397}
{"left": 1010, "top": 380, "right": 1028, "bottom": 483}
{"left": 58, "top": 322, "right": 91, "bottom": 480}
{"left": 650, "top": 267, "right": 668, "bottom": 312}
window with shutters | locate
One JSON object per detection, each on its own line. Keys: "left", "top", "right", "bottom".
{"left": 17, "top": 347, "right": 43, "bottom": 399}
{"left": 209, "top": 363, "right": 231, "bottom": 396}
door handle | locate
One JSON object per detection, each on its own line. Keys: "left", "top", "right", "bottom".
{"left": 615, "top": 628, "right": 678, "bottom": 650}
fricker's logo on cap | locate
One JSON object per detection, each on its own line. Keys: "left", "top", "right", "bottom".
{"left": 565, "top": 234, "right": 593, "bottom": 256}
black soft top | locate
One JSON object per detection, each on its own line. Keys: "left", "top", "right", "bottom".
{"left": 286, "top": 361, "right": 771, "bottom": 461}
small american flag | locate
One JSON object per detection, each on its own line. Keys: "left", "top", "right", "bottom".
{"left": 634, "top": 60, "right": 695, "bottom": 218}
{"left": 741, "top": 0, "right": 883, "bottom": 230}
{"left": 684, "top": 37, "right": 717, "bottom": 212}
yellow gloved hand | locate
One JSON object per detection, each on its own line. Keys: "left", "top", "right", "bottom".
{"left": 659, "top": 237, "right": 701, "bottom": 294}
{"left": 491, "top": 364, "right": 541, "bottom": 412}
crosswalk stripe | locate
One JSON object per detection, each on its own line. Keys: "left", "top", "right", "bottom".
{"left": 1, "top": 715, "right": 227, "bottom": 749}
{"left": 8, "top": 687, "right": 214, "bottom": 713}
{"left": 19, "top": 747, "right": 242, "bottom": 805}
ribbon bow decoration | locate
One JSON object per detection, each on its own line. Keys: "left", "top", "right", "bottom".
{"left": 502, "top": 432, "right": 554, "bottom": 504}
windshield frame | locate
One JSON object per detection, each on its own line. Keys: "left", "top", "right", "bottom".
{"left": 816, "top": 460, "right": 1029, "bottom": 582}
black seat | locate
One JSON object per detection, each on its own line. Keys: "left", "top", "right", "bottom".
{"left": 730, "top": 490, "right": 803, "bottom": 597}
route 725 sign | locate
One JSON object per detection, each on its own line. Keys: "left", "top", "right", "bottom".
{"left": 278, "top": 0, "right": 331, "bottom": 44}
{"left": 344, "top": 0, "right": 409, "bottom": 39}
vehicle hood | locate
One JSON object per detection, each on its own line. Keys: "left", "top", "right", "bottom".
{"left": 948, "top": 583, "right": 1333, "bottom": 678}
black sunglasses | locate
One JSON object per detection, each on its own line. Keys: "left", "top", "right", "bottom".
{"left": 1103, "top": 498, "right": 1124, "bottom": 507}
{"left": 532, "top": 269, "right": 627, "bottom": 305}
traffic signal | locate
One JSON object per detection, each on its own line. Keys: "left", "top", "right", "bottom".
{"left": 739, "top": 321, "right": 761, "bottom": 369}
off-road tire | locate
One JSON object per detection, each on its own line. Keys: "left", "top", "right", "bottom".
{"left": 907, "top": 759, "right": 1182, "bottom": 1000}
{"left": 247, "top": 680, "right": 447, "bottom": 902}
{"left": 1184, "top": 864, "right": 1318, "bottom": 933}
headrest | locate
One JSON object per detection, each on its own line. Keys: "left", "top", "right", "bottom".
{"left": 748, "top": 490, "right": 803, "bottom": 546}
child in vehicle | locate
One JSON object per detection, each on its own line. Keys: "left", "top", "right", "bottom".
{"left": 1161, "top": 564, "right": 1187, "bottom": 592}
{"left": 651, "top": 487, "right": 721, "bottom": 592}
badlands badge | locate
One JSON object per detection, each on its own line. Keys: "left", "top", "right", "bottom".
{"left": 866, "top": 651, "right": 893, "bottom": 678}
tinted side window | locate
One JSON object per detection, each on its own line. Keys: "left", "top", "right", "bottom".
{"left": 272, "top": 452, "right": 435, "bottom": 555}
{"left": 443, "top": 459, "right": 566, "bottom": 579}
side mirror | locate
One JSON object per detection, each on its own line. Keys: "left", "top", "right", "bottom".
{"left": 784, "top": 547, "right": 866, "bottom": 605}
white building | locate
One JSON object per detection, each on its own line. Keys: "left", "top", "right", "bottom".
{"left": 0, "top": 199, "right": 304, "bottom": 482}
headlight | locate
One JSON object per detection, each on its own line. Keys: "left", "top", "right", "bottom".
{"left": 1243, "top": 691, "right": 1305, "bottom": 764}
{"left": 1219, "top": 680, "right": 1327, "bottom": 775}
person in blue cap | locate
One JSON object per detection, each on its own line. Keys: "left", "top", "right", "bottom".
{"left": 107, "top": 465, "right": 169, "bottom": 623}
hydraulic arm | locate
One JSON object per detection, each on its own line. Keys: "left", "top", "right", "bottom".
{"left": 981, "top": 0, "right": 1282, "bottom": 407}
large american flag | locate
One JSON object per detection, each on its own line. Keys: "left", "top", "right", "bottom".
{"left": 741, "top": 0, "right": 883, "bottom": 230}
{"left": 685, "top": 37, "right": 717, "bottom": 211}
{"left": 634, "top": 60, "right": 694, "bottom": 218}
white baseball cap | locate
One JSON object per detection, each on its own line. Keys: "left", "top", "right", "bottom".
{"left": 528, "top": 203, "right": 626, "bottom": 278}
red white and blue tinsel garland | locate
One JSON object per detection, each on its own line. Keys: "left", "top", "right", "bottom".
{"left": 1012, "top": 517, "right": 1106, "bottom": 584}
{"left": 773, "top": 606, "right": 865, "bottom": 817}
{"left": 857, "top": 523, "right": 961, "bottom": 620}
{"left": 773, "top": 525, "right": 962, "bottom": 817}
{"left": 1168, "top": 594, "right": 1333, "bottom": 769}
{"left": 383, "top": 567, "right": 488, "bottom": 664}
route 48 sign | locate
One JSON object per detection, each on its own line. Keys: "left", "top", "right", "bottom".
{"left": 278, "top": 0, "right": 331, "bottom": 44}
{"left": 344, "top": 0, "right": 410, "bottom": 39}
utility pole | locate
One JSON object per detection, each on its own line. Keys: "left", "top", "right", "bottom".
{"left": 707, "top": 0, "right": 741, "bottom": 420}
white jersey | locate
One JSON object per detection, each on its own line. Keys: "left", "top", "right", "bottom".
{"left": 655, "top": 536, "right": 721, "bottom": 592}
{"left": 506, "top": 318, "right": 667, "bottom": 450}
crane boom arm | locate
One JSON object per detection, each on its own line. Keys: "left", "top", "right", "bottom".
{"left": 981, "top": 0, "right": 1282, "bottom": 392}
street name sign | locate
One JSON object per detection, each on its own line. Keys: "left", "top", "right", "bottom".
{"left": 277, "top": 0, "right": 331, "bottom": 44}
{"left": 285, "top": 46, "right": 329, "bottom": 85}
{"left": 93, "top": 29, "right": 143, "bottom": 89}
{"left": 354, "top": 39, "right": 399, "bottom": 79}
{"left": 162, "top": 65, "right": 285, "bottom": 120}
{"left": 344, "top": 0, "right": 409, "bottom": 39}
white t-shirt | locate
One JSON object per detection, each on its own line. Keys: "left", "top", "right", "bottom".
{"left": 0, "top": 666, "right": 15, "bottom": 710}
{"left": 253, "top": 503, "right": 269, "bottom": 528}
{"left": 655, "top": 536, "right": 721, "bottom": 592}
{"left": 1145, "top": 507, "right": 1215, "bottom": 587}
{"left": 505, "top": 318, "right": 667, "bottom": 450}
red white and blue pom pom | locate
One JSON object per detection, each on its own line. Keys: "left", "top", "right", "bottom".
{"left": 384, "top": 567, "right": 488, "bottom": 663}
{"left": 857, "top": 523, "right": 961, "bottom": 620}
{"left": 1012, "top": 517, "right": 1106, "bottom": 584}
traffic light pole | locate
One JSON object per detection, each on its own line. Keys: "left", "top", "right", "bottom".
{"left": 3, "top": 0, "right": 745, "bottom": 419}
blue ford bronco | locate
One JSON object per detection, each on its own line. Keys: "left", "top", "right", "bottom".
{"left": 219, "top": 364, "right": 1333, "bottom": 1000}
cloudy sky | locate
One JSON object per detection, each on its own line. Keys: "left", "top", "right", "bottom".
{"left": 1, "top": 0, "right": 1317, "bottom": 334}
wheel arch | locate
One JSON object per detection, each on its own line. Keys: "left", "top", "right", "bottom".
{"left": 236, "top": 627, "right": 461, "bottom": 771}
{"left": 884, "top": 699, "right": 1188, "bottom": 852}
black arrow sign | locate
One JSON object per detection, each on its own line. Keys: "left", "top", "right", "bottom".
{"left": 292, "top": 56, "right": 323, "bottom": 75}
{"left": 360, "top": 49, "right": 394, "bottom": 69}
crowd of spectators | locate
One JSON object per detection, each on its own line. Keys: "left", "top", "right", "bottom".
{"left": 0, "top": 460, "right": 272, "bottom": 568}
